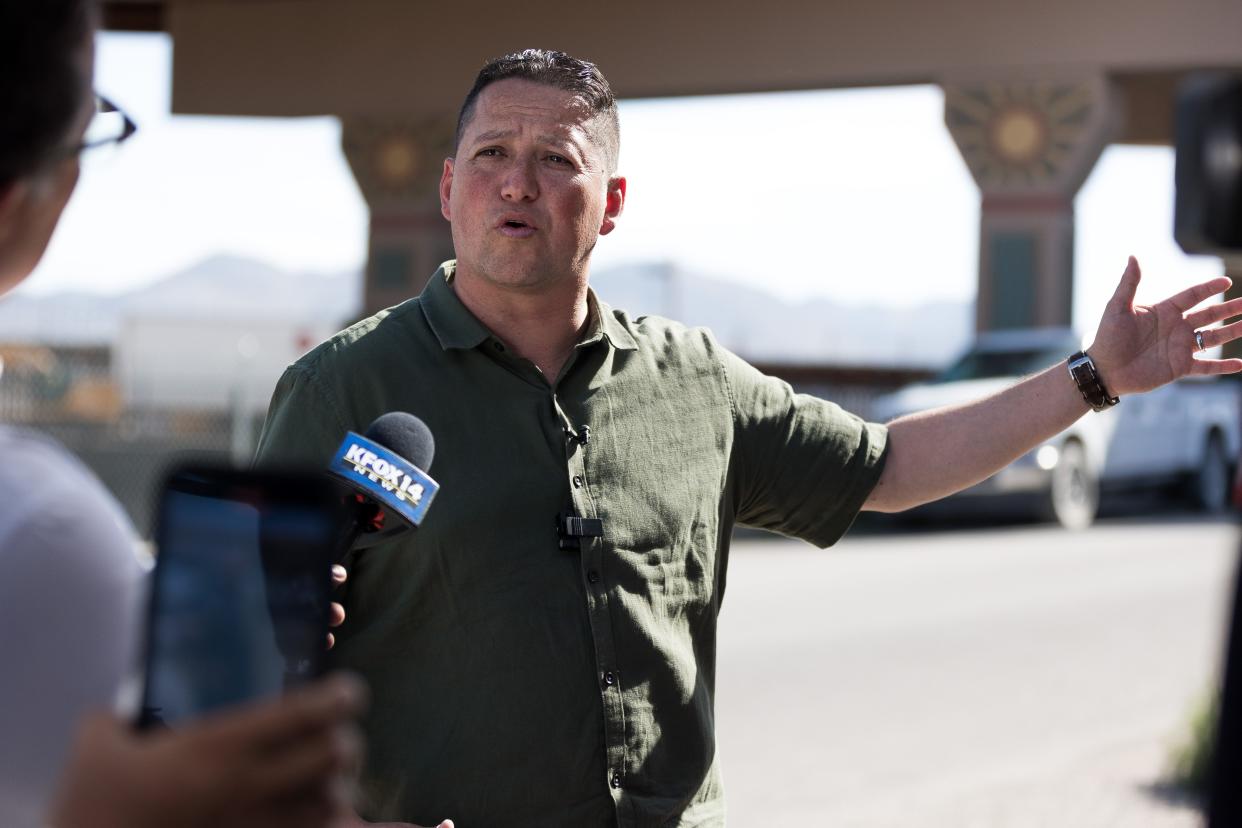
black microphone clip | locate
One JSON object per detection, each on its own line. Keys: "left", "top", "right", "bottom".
{"left": 556, "top": 511, "right": 604, "bottom": 551}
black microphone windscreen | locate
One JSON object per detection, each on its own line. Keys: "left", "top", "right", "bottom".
{"left": 364, "top": 412, "right": 435, "bottom": 472}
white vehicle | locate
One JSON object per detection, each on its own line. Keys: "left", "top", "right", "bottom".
{"left": 871, "top": 328, "right": 1241, "bottom": 529}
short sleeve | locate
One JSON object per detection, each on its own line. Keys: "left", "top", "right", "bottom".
{"left": 254, "top": 364, "right": 350, "bottom": 469}
{"left": 723, "top": 348, "right": 888, "bottom": 548}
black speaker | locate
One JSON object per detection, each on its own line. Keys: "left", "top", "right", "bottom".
{"left": 1175, "top": 74, "right": 1242, "bottom": 255}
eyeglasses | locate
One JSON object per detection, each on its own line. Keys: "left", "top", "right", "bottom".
{"left": 75, "top": 93, "right": 138, "bottom": 155}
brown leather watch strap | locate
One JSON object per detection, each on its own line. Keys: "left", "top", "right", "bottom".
{"left": 1067, "top": 350, "right": 1119, "bottom": 412}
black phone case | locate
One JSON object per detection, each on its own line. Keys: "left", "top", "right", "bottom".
{"left": 137, "top": 462, "right": 342, "bottom": 729}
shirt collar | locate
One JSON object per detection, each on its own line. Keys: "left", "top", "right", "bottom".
{"left": 420, "top": 261, "right": 492, "bottom": 351}
{"left": 585, "top": 290, "right": 639, "bottom": 351}
{"left": 420, "top": 260, "right": 638, "bottom": 353}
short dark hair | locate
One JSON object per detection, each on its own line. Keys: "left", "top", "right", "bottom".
{"left": 0, "top": 0, "right": 95, "bottom": 187}
{"left": 454, "top": 49, "right": 621, "bottom": 173}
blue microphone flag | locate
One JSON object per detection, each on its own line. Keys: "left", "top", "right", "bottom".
{"left": 327, "top": 431, "right": 440, "bottom": 528}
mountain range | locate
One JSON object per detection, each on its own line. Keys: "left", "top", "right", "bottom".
{"left": 1, "top": 256, "right": 972, "bottom": 367}
{"left": 591, "top": 262, "right": 970, "bottom": 366}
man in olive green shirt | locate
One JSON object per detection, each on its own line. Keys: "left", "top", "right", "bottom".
{"left": 257, "top": 50, "right": 1242, "bottom": 827}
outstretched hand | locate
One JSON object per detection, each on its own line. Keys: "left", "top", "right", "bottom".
{"left": 1088, "top": 256, "right": 1242, "bottom": 396}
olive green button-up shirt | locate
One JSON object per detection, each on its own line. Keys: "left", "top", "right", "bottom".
{"left": 255, "top": 263, "right": 887, "bottom": 827}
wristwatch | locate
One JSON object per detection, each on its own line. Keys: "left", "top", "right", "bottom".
{"left": 1066, "top": 351, "right": 1119, "bottom": 412}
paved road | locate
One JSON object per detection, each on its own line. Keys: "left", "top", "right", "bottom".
{"left": 714, "top": 516, "right": 1239, "bottom": 827}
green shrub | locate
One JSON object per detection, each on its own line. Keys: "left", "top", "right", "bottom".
{"left": 1169, "top": 689, "right": 1219, "bottom": 799}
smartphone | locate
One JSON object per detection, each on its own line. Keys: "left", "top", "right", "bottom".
{"left": 137, "top": 464, "right": 343, "bottom": 728}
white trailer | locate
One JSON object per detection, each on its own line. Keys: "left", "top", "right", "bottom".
{"left": 115, "top": 315, "right": 338, "bottom": 415}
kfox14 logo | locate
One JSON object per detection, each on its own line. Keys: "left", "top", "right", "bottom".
{"left": 328, "top": 432, "right": 439, "bottom": 528}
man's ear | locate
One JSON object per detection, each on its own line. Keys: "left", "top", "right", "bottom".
{"left": 439, "top": 158, "right": 455, "bottom": 222}
{"left": 599, "top": 176, "right": 626, "bottom": 236}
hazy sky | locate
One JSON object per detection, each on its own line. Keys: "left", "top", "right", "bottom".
{"left": 25, "top": 32, "right": 1224, "bottom": 334}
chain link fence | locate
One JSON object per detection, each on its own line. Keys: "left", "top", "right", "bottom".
{"left": 0, "top": 344, "right": 263, "bottom": 538}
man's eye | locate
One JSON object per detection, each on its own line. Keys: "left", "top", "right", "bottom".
{"left": 547, "top": 154, "right": 570, "bottom": 165}
{"left": 477, "top": 147, "right": 502, "bottom": 158}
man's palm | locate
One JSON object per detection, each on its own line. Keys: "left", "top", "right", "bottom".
{"left": 1089, "top": 257, "right": 1242, "bottom": 395}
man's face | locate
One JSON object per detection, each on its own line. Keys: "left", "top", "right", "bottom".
{"left": 0, "top": 158, "right": 81, "bottom": 295}
{"left": 0, "top": 31, "right": 93, "bottom": 296}
{"left": 440, "top": 78, "right": 624, "bottom": 294}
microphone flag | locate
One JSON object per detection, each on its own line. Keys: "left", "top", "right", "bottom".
{"left": 327, "top": 431, "right": 440, "bottom": 528}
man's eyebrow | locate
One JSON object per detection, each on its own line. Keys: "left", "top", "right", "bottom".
{"left": 537, "top": 134, "right": 583, "bottom": 154}
{"left": 470, "top": 128, "right": 517, "bottom": 144}
{"left": 469, "top": 128, "right": 581, "bottom": 151}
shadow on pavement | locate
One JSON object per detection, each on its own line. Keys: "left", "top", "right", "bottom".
{"left": 1142, "top": 779, "right": 1205, "bottom": 815}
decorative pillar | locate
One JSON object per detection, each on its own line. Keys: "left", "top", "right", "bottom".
{"left": 943, "top": 75, "right": 1122, "bottom": 332}
{"left": 342, "top": 116, "right": 457, "bottom": 316}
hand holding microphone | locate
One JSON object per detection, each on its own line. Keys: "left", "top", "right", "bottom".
{"left": 325, "top": 412, "right": 439, "bottom": 648}
{"left": 328, "top": 411, "right": 439, "bottom": 561}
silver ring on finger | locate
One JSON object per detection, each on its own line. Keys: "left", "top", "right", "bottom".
{"left": 1195, "top": 329, "right": 1207, "bottom": 351}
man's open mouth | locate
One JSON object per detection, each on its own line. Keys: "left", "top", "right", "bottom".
{"left": 498, "top": 217, "right": 537, "bottom": 237}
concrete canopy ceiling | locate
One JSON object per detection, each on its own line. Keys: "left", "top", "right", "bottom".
{"left": 102, "top": 1, "right": 1242, "bottom": 145}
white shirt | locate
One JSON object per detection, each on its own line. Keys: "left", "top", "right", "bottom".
{"left": 0, "top": 427, "right": 144, "bottom": 826}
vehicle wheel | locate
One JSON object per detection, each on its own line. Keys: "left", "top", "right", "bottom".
{"left": 1047, "top": 440, "right": 1098, "bottom": 530}
{"left": 1193, "top": 433, "right": 1230, "bottom": 514}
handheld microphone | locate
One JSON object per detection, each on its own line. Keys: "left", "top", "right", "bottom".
{"left": 326, "top": 412, "right": 439, "bottom": 562}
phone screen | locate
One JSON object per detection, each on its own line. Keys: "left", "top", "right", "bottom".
{"left": 139, "top": 466, "right": 341, "bottom": 728}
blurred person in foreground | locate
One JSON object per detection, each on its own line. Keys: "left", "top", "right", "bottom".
{"left": 256, "top": 49, "right": 1242, "bottom": 826}
{"left": 0, "top": 3, "right": 385, "bottom": 826}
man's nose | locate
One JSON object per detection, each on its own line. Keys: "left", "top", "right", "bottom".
{"left": 500, "top": 158, "right": 538, "bottom": 201}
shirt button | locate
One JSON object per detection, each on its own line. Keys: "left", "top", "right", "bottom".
{"left": 492, "top": 341, "right": 504, "bottom": 352}
{"left": 572, "top": 475, "right": 584, "bottom": 488}
{"left": 610, "top": 772, "right": 622, "bottom": 789}
{"left": 587, "top": 570, "right": 601, "bottom": 584}
{"left": 602, "top": 671, "right": 616, "bottom": 688}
